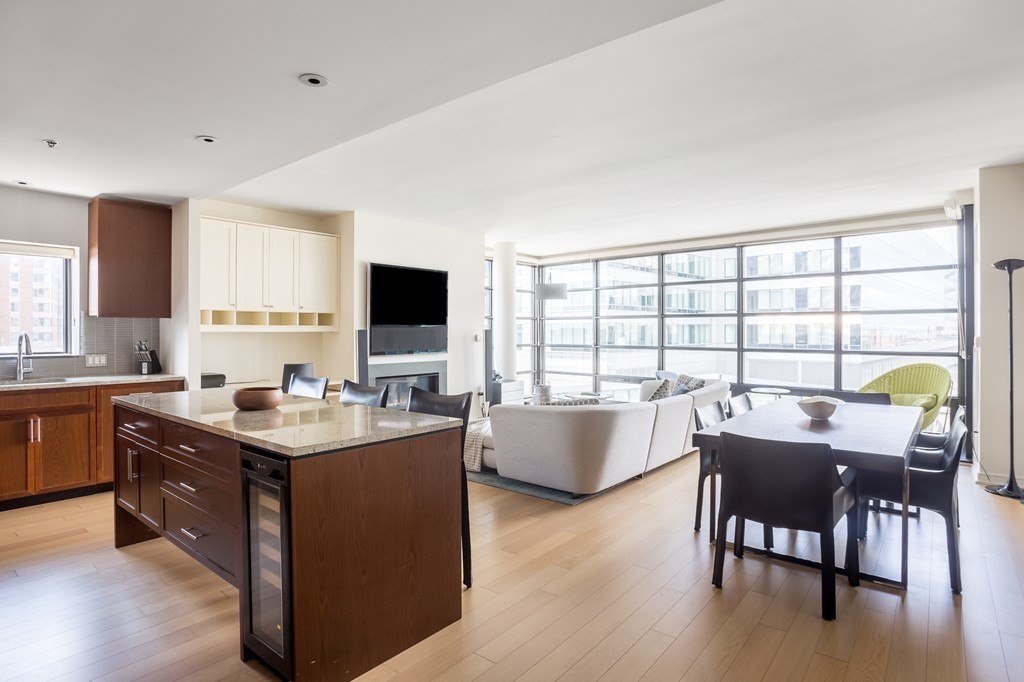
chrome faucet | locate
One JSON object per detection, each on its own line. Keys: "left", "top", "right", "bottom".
{"left": 16, "top": 332, "right": 33, "bottom": 381}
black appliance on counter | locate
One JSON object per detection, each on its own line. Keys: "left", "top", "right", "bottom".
{"left": 200, "top": 373, "right": 226, "bottom": 388}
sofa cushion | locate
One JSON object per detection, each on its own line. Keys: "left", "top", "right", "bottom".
{"left": 648, "top": 380, "right": 672, "bottom": 401}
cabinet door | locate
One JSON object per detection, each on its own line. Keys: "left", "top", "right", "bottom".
{"left": 236, "top": 224, "right": 266, "bottom": 311}
{"left": 137, "top": 445, "right": 162, "bottom": 530}
{"left": 266, "top": 228, "right": 297, "bottom": 312}
{"left": 36, "top": 410, "right": 93, "bottom": 493}
{"left": 115, "top": 436, "right": 140, "bottom": 513}
{"left": 0, "top": 417, "right": 34, "bottom": 500}
{"left": 200, "top": 218, "right": 236, "bottom": 310}
{"left": 298, "top": 232, "right": 339, "bottom": 313}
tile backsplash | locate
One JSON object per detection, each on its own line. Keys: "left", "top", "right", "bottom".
{"left": 0, "top": 315, "right": 161, "bottom": 380}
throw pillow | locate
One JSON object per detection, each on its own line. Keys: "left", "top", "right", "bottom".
{"left": 647, "top": 379, "right": 672, "bottom": 401}
{"left": 670, "top": 382, "right": 692, "bottom": 397}
{"left": 547, "top": 397, "right": 601, "bottom": 406}
{"left": 675, "top": 373, "right": 707, "bottom": 391}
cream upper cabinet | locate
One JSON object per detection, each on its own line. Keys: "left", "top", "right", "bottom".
{"left": 298, "top": 232, "right": 339, "bottom": 313}
{"left": 199, "top": 218, "right": 236, "bottom": 310}
{"left": 235, "top": 224, "right": 298, "bottom": 312}
{"left": 200, "top": 217, "right": 337, "bottom": 331}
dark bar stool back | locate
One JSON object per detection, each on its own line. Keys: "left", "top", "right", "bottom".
{"left": 340, "top": 380, "right": 389, "bottom": 408}
{"left": 287, "top": 374, "right": 329, "bottom": 399}
{"left": 282, "top": 362, "right": 315, "bottom": 391}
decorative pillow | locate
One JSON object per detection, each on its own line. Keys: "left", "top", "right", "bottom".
{"left": 674, "top": 373, "right": 706, "bottom": 392}
{"left": 670, "top": 382, "right": 692, "bottom": 397}
{"left": 891, "top": 393, "right": 938, "bottom": 410}
{"left": 546, "top": 397, "right": 601, "bottom": 406}
{"left": 647, "top": 379, "right": 672, "bottom": 401}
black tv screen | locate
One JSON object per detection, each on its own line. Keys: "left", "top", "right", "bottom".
{"left": 368, "top": 263, "right": 448, "bottom": 355}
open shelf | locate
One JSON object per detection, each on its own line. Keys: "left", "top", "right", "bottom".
{"left": 200, "top": 309, "right": 339, "bottom": 333}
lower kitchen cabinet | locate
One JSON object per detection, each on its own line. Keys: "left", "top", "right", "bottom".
{"left": 37, "top": 409, "right": 93, "bottom": 493}
{"left": 0, "top": 416, "right": 33, "bottom": 500}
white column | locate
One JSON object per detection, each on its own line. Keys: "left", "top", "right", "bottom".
{"left": 160, "top": 198, "right": 202, "bottom": 388}
{"left": 976, "top": 164, "right": 1024, "bottom": 484}
{"left": 492, "top": 242, "right": 517, "bottom": 381}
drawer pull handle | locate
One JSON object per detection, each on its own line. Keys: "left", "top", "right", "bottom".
{"left": 179, "top": 482, "right": 200, "bottom": 494}
{"left": 179, "top": 445, "right": 199, "bottom": 454}
{"left": 180, "top": 527, "right": 203, "bottom": 541}
{"left": 123, "top": 423, "right": 138, "bottom": 431}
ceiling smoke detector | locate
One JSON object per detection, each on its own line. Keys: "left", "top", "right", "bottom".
{"left": 298, "top": 73, "right": 328, "bottom": 87}
{"left": 43, "top": 139, "right": 58, "bottom": 148}
{"left": 195, "top": 135, "right": 219, "bottom": 144}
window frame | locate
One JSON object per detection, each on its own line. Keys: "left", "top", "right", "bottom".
{"left": 0, "top": 240, "right": 78, "bottom": 357}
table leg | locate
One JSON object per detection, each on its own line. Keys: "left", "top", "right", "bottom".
{"left": 901, "top": 466, "right": 909, "bottom": 587}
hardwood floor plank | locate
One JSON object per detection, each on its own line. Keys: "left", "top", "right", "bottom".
{"left": 721, "top": 622, "right": 786, "bottom": 682}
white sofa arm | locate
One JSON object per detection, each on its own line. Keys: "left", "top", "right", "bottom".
{"left": 490, "top": 402, "right": 656, "bottom": 495}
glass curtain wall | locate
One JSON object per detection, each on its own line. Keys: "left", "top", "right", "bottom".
{"left": 536, "top": 225, "right": 961, "bottom": 397}
{"left": 484, "top": 259, "right": 538, "bottom": 387}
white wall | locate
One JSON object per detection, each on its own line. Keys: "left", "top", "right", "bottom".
{"left": 348, "top": 213, "right": 486, "bottom": 411}
{"left": 975, "top": 164, "right": 1024, "bottom": 484}
{"left": 161, "top": 198, "right": 201, "bottom": 387}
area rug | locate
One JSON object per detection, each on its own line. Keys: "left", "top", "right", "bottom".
{"left": 466, "top": 469, "right": 597, "bottom": 506}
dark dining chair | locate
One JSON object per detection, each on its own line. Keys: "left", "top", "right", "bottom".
{"left": 856, "top": 413, "right": 968, "bottom": 593}
{"left": 727, "top": 393, "right": 753, "bottom": 417}
{"left": 694, "top": 401, "right": 728, "bottom": 539}
{"left": 287, "top": 374, "right": 329, "bottom": 399}
{"left": 282, "top": 362, "right": 315, "bottom": 392}
{"left": 339, "top": 379, "right": 389, "bottom": 408}
{"left": 712, "top": 433, "right": 859, "bottom": 620}
{"left": 407, "top": 386, "right": 474, "bottom": 588}
{"left": 818, "top": 389, "right": 891, "bottom": 405}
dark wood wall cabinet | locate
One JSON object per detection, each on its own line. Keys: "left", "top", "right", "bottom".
{"left": 114, "top": 404, "right": 463, "bottom": 681}
{"left": 0, "top": 379, "right": 184, "bottom": 507}
{"left": 88, "top": 197, "right": 172, "bottom": 318}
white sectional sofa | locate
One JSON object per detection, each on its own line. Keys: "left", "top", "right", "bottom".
{"left": 479, "top": 378, "right": 730, "bottom": 496}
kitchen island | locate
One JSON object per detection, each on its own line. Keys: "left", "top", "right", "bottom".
{"left": 112, "top": 388, "right": 464, "bottom": 681}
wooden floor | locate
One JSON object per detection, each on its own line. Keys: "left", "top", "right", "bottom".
{"left": 1, "top": 455, "right": 1021, "bottom": 681}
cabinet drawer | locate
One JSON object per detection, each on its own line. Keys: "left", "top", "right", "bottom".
{"left": 162, "top": 456, "right": 240, "bottom": 528}
{"left": 162, "top": 490, "right": 239, "bottom": 584}
{"left": 162, "top": 421, "right": 240, "bottom": 483}
{"left": 116, "top": 407, "right": 161, "bottom": 446}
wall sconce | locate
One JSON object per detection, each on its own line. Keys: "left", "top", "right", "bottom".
{"left": 536, "top": 282, "right": 568, "bottom": 301}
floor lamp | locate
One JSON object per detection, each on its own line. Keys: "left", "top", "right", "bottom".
{"left": 986, "top": 258, "right": 1024, "bottom": 499}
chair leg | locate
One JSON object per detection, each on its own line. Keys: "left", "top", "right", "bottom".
{"left": 712, "top": 511, "right": 730, "bottom": 588}
{"left": 461, "top": 464, "right": 472, "bottom": 588}
{"left": 845, "top": 508, "right": 860, "bottom": 587}
{"left": 857, "top": 499, "right": 869, "bottom": 540}
{"left": 709, "top": 468, "right": 718, "bottom": 544}
{"left": 944, "top": 511, "right": 962, "bottom": 594}
{"left": 734, "top": 518, "right": 745, "bottom": 558}
{"left": 763, "top": 524, "right": 774, "bottom": 550}
{"left": 694, "top": 470, "right": 707, "bottom": 533}
{"left": 820, "top": 530, "right": 836, "bottom": 620}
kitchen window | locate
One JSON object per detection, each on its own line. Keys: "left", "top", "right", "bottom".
{"left": 0, "top": 241, "right": 76, "bottom": 355}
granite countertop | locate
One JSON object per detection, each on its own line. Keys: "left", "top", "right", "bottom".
{"left": 112, "top": 387, "right": 462, "bottom": 458}
{"left": 0, "top": 373, "right": 185, "bottom": 392}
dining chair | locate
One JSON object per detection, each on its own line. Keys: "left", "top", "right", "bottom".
{"left": 693, "top": 401, "right": 728, "bottom": 537}
{"left": 855, "top": 413, "right": 968, "bottom": 593}
{"left": 281, "top": 362, "right": 314, "bottom": 391}
{"left": 407, "top": 386, "right": 474, "bottom": 588}
{"left": 712, "top": 432, "right": 859, "bottom": 620}
{"left": 287, "top": 374, "right": 329, "bottom": 399}
{"left": 339, "top": 379, "right": 389, "bottom": 408}
{"left": 727, "top": 393, "right": 753, "bottom": 417}
{"left": 818, "top": 389, "right": 892, "bottom": 405}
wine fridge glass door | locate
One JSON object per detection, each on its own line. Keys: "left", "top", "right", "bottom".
{"left": 248, "top": 477, "right": 285, "bottom": 655}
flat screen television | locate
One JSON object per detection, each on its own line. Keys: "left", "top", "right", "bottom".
{"left": 368, "top": 263, "right": 448, "bottom": 355}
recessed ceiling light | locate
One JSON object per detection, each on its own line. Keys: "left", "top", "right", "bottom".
{"left": 299, "top": 73, "right": 328, "bottom": 87}
{"left": 15, "top": 180, "right": 29, "bottom": 185}
{"left": 195, "top": 135, "right": 219, "bottom": 144}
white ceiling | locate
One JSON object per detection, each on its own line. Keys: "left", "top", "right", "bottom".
{"left": 0, "top": 0, "right": 713, "bottom": 204}
{"left": 5, "top": 1, "right": 1024, "bottom": 256}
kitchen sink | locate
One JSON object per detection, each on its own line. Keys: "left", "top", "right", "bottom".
{"left": 0, "top": 377, "right": 69, "bottom": 386}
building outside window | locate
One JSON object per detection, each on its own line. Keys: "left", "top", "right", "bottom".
{"left": 0, "top": 242, "right": 74, "bottom": 355}
{"left": 534, "top": 225, "right": 961, "bottom": 398}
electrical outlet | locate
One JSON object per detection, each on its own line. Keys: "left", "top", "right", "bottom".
{"left": 85, "top": 354, "right": 107, "bottom": 367}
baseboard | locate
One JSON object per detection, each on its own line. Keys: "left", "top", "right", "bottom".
{"left": 0, "top": 482, "right": 114, "bottom": 512}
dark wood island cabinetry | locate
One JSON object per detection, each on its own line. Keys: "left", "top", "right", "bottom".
{"left": 113, "top": 388, "right": 464, "bottom": 681}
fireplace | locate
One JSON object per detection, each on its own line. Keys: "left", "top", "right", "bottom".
{"left": 375, "top": 373, "right": 440, "bottom": 410}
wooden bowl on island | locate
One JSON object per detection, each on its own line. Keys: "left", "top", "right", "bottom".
{"left": 232, "top": 387, "right": 283, "bottom": 411}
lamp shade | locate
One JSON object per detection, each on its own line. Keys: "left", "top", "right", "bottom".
{"left": 536, "top": 282, "right": 568, "bottom": 300}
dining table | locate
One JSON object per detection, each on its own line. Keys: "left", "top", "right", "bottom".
{"left": 692, "top": 398, "right": 923, "bottom": 589}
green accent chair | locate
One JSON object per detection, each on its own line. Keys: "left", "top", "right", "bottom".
{"left": 858, "top": 363, "right": 952, "bottom": 430}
